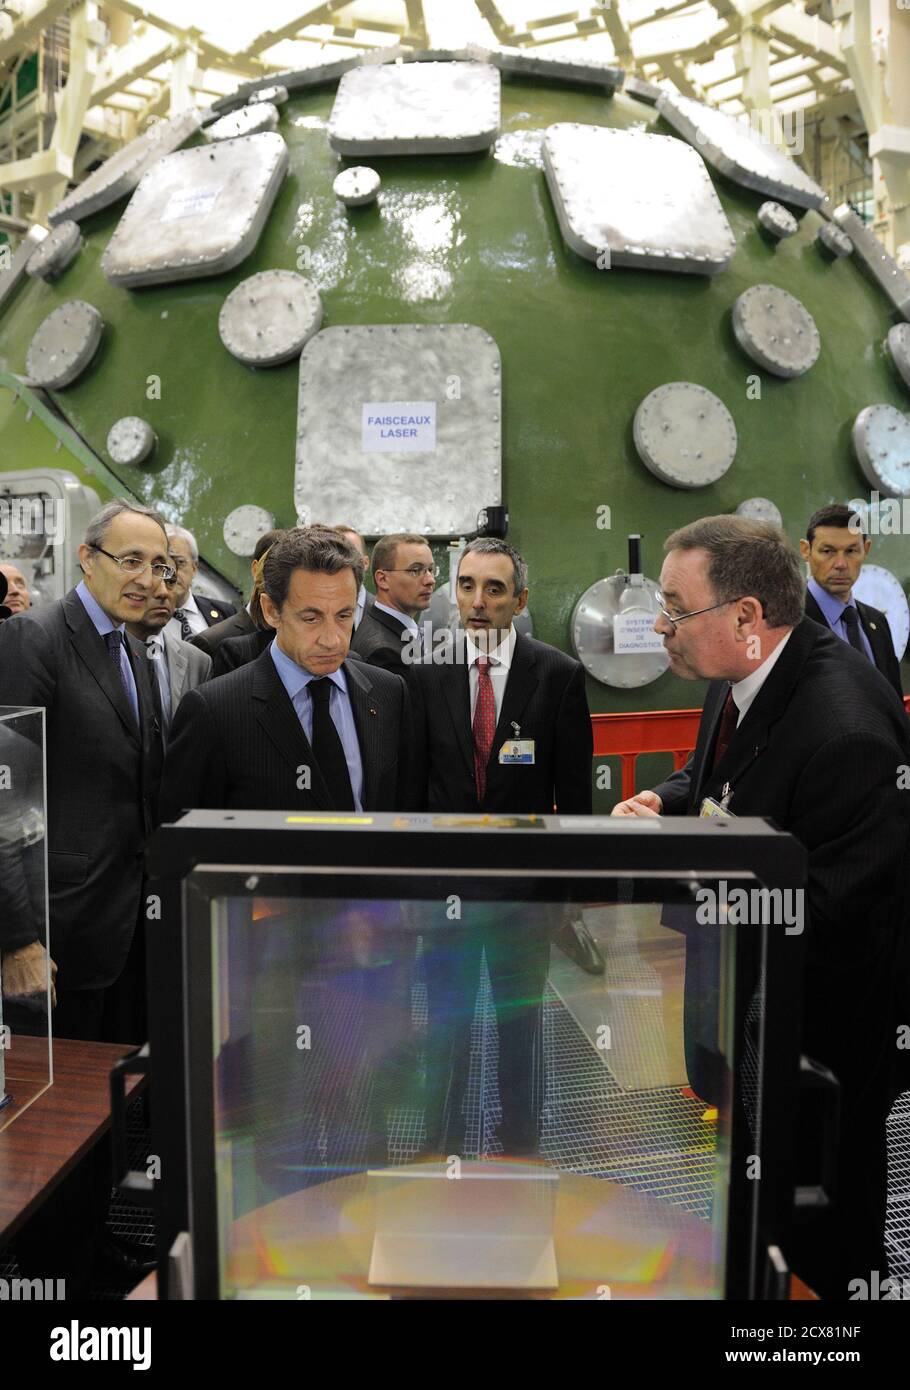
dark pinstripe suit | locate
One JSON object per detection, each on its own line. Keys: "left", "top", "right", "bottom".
{"left": 654, "top": 616, "right": 910, "bottom": 1297}
{"left": 159, "top": 645, "right": 413, "bottom": 820}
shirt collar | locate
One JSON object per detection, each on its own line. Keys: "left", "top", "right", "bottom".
{"left": 730, "top": 629, "right": 793, "bottom": 716}
{"left": 269, "top": 636, "right": 349, "bottom": 702}
{"left": 807, "top": 576, "right": 856, "bottom": 625}
{"left": 373, "top": 599, "right": 418, "bottom": 636}
{"left": 76, "top": 579, "right": 124, "bottom": 637}
{"left": 179, "top": 591, "right": 201, "bottom": 617}
{"left": 465, "top": 624, "right": 516, "bottom": 669}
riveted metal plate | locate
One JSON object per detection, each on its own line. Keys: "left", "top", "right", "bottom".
{"left": 218, "top": 55, "right": 365, "bottom": 109}
{"left": 624, "top": 75, "right": 662, "bottom": 106}
{"left": 328, "top": 62, "right": 500, "bottom": 156}
{"left": 333, "top": 166, "right": 381, "bottom": 206}
{"left": 219, "top": 269, "right": 322, "bottom": 367}
{"left": 224, "top": 504, "right": 277, "bottom": 557}
{"left": 834, "top": 204, "right": 910, "bottom": 321}
{"left": 25, "top": 220, "right": 82, "bottom": 281}
{"left": 107, "top": 416, "right": 156, "bottom": 465}
{"left": 0, "top": 225, "right": 47, "bottom": 316}
{"left": 732, "top": 284, "right": 820, "bottom": 378}
{"left": 481, "top": 44, "right": 623, "bottom": 93}
{"left": 249, "top": 84, "right": 288, "bottom": 106}
{"left": 206, "top": 103, "right": 279, "bottom": 142}
{"left": 817, "top": 221, "right": 852, "bottom": 259}
{"left": 101, "top": 133, "right": 289, "bottom": 288}
{"left": 736, "top": 497, "right": 783, "bottom": 527}
{"left": 47, "top": 108, "right": 201, "bottom": 226}
{"left": 886, "top": 324, "right": 910, "bottom": 393}
{"left": 296, "top": 324, "right": 502, "bottom": 536}
{"left": 633, "top": 382, "right": 737, "bottom": 488}
{"left": 757, "top": 201, "right": 797, "bottom": 239}
{"left": 853, "top": 563, "right": 910, "bottom": 661}
{"left": 656, "top": 92, "right": 825, "bottom": 210}
{"left": 853, "top": 404, "right": 910, "bottom": 497}
{"left": 25, "top": 300, "right": 103, "bottom": 389}
{"left": 543, "top": 123, "right": 735, "bottom": 275}
{"left": 571, "top": 576, "right": 669, "bottom": 688}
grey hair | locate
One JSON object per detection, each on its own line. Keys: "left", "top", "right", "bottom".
{"left": 84, "top": 499, "right": 168, "bottom": 549}
{"left": 165, "top": 523, "right": 198, "bottom": 563}
{"left": 664, "top": 515, "right": 804, "bottom": 628}
{"left": 458, "top": 538, "right": 528, "bottom": 596}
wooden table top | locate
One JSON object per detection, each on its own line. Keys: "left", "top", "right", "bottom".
{"left": 0, "top": 1035, "right": 145, "bottom": 1246}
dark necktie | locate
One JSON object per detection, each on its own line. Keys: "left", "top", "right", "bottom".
{"left": 711, "top": 685, "right": 738, "bottom": 770}
{"left": 308, "top": 677, "right": 355, "bottom": 810}
{"left": 841, "top": 605, "right": 867, "bottom": 657}
{"left": 472, "top": 656, "right": 496, "bottom": 803}
{"left": 104, "top": 629, "right": 137, "bottom": 725}
{"left": 175, "top": 608, "right": 193, "bottom": 642}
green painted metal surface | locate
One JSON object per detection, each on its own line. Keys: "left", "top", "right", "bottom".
{"left": 1, "top": 78, "right": 909, "bottom": 728}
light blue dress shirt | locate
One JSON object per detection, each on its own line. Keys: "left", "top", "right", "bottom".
{"left": 807, "top": 576, "right": 874, "bottom": 664}
{"left": 269, "top": 638, "right": 364, "bottom": 810}
{"left": 76, "top": 579, "right": 140, "bottom": 725}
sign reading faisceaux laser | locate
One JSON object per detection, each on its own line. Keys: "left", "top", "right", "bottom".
{"left": 362, "top": 402, "right": 437, "bottom": 452}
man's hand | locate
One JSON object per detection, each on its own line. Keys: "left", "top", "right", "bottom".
{"left": 611, "top": 790, "right": 662, "bottom": 817}
{"left": 1, "top": 941, "right": 57, "bottom": 1007}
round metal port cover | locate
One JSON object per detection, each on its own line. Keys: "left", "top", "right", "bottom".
{"left": 219, "top": 269, "right": 323, "bottom": 367}
{"left": 732, "top": 284, "right": 820, "bottom": 378}
{"left": 107, "top": 416, "right": 156, "bottom": 465}
{"left": 853, "top": 404, "right": 910, "bottom": 497}
{"left": 26, "top": 300, "right": 103, "bottom": 388}
{"left": 25, "top": 219, "right": 82, "bottom": 280}
{"left": 633, "top": 382, "right": 737, "bottom": 489}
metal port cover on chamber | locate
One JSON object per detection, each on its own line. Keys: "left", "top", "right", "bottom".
{"left": 25, "top": 300, "right": 104, "bottom": 389}
{"left": 853, "top": 404, "right": 910, "bottom": 497}
{"left": 107, "top": 416, "right": 156, "bottom": 466}
{"left": 328, "top": 61, "right": 501, "bottom": 156}
{"left": 633, "top": 382, "right": 737, "bottom": 488}
{"left": 732, "top": 285, "right": 820, "bottom": 378}
{"left": 219, "top": 270, "right": 323, "bottom": 367}
{"left": 25, "top": 220, "right": 82, "bottom": 281}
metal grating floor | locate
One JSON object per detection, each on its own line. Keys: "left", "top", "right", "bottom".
{"left": 2, "top": 971, "right": 908, "bottom": 1297}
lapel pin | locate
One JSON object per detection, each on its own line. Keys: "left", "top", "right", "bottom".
{"left": 369, "top": 706, "right": 377, "bottom": 716}
{"left": 870, "top": 622, "right": 877, "bottom": 631}
{"left": 210, "top": 609, "right": 218, "bottom": 619}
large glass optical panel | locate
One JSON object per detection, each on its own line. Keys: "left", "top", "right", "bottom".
{"left": 0, "top": 706, "right": 52, "bottom": 1131}
{"left": 186, "top": 867, "right": 768, "bottom": 1300}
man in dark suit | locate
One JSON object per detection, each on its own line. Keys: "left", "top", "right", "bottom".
{"left": 0, "top": 498, "right": 165, "bottom": 1041}
{"left": 800, "top": 503, "right": 903, "bottom": 698}
{"left": 190, "top": 528, "right": 284, "bottom": 659}
{"left": 160, "top": 526, "right": 412, "bottom": 819}
{"left": 163, "top": 523, "right": 235, "bottom": 641}
{"left": 332, "top": 523, "right": 377, "bottom": 630}
{"left": 612, "top": 515, "right": 910, "bottom": 1300}
{"left": 410, "top": 538, "right": 595, "bottom": 1158}
{"left": 350, "top": 532, "right": 436, "bottom": 679}
{"left": 0, "top": 498, "right": 168, "bottom": 1290}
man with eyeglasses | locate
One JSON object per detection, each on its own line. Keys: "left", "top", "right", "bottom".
{"left": 611, "top": 515, "right": 910, "bottom": 1301}
{"left": 349, "top": 532, "right": 436, "bottom": 679}
{"left": 163, "top": 523, "right": 236, "bottom": 641}
{"left": 0, "top": 498, "right": 170, "bottom": 1292}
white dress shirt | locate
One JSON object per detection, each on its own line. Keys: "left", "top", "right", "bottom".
{"left": 374, "top": 600, "right": 420, "bottom": 643}
{"left": 465, "top": 625, "right": 517, "bottom": 726}
{"left": 729, "top": 629, "right": 793, "bottom": 724}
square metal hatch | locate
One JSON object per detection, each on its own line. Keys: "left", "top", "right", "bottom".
{"left": 100, "top": 133, "right": 289, "bottom": 288}
{"left": 295, "top": 324, "right": 502, "bottom": 537}
{"left": 328, "top": 62, "right": 500, "bottom": 156}
{"left": 543, "top": 123, "right": 736, "bottom": 275}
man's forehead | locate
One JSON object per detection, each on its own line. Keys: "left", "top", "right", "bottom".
{"left": 660, "top": 548, "right": 707, "bottom": 590}
{"left": 813, "top": 527, "right": 863, "bottom": 547}
{"left": 107, "top": 515, "right": 168, "bottom": 552}
{"left": 0, "top": 563, "right": 24, "bottom": 580}
{"left": 288, "top": 566, "right": 356, "bottom": 603}
{"left": 459, "top": 555, "right": 511, "bottom": 581}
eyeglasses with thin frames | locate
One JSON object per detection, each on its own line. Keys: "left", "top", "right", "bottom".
{"left": 91, "top": 545, "right": 177, "bottom": 583}
{"left": 655, "top": 592, "right": 748, "bottom": 630}
{"left": 384, "top": 565, "right": 439, "bottom": 579}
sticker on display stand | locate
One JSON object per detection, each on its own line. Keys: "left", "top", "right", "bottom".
{"left": 362, "top": 402, "right": 437, "bottom": 453}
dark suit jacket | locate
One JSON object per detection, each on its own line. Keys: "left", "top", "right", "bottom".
{"left": 653, "top": 618, "right": 910, "bottom": 1098}
{"left": 804, "top": 588, "right": 903, "bottom": 699}
{"left": 211, "top": 627, "right": 273, "bottom": 677}
{"left": 411, "top": 631, "right": 593, "bottom": 815}
{"left": 159, "top": 647, "right": 413, "bottom": 820}
{"left": 190, "top": 605, "right": 252, "bottom": 657}
{"left": 196, "top": 594, "right": 236, "bottom": 627}
{"left": 349, "top": 604, "right": 416, "bottom": 680}
{"left": 0, "top": 591, "right": 163, "bottom": 988}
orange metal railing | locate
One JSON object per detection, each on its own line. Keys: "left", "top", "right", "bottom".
{"left": 594, "top": 696, "right": 910, "bottom": 803}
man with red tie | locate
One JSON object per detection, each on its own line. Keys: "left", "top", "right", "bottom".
{"left": 611, "top": 515, "right": 910, "bottom": 1301}
{"left": 411, "top": 539, "right": 593, "bottom": 1158}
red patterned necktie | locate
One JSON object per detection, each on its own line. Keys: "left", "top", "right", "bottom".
{"left": 711, "top": 686, "right": 738, "bottom": 770}
{"left": 472, "top": 655, "right": 496, "bottom": 803}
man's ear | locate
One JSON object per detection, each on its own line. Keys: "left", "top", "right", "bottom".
{"left": 260, "top": 593, "right": 281, "bottom": 631}
{"left": 798, "top": 538, "right": 810, "bottom": 560}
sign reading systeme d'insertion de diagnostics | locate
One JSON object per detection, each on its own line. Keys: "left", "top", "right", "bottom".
{"left": 362, "top": 402, "right": 437, "bottom": 453}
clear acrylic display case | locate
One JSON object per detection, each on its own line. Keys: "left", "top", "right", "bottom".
{"left": 0, "top": 705, "right": 52, "bottom": 1130}
{"left": 147, "top": 812, "right": 807, "bottom": 1300}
